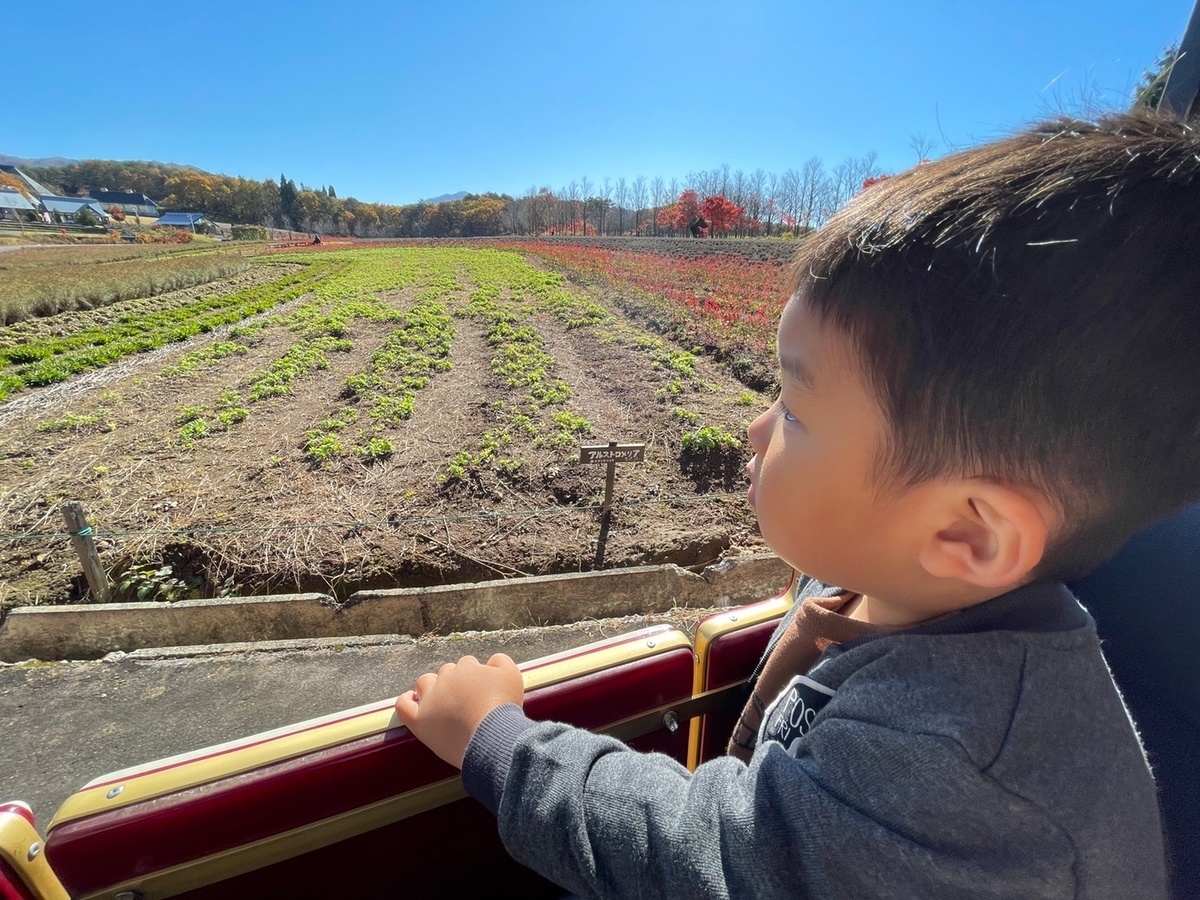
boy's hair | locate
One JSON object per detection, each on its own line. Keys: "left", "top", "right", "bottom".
{"left": 790, "top": 113, "right": 1200, "bottom": 579}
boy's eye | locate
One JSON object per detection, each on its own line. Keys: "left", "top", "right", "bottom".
{"left": 781, "top": 403, "right": 800, "bottom": 424}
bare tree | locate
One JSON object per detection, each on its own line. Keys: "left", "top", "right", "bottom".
{"left": 798, "top": 156, "right": 825, "bottom": 231}
{"left": 650, "top": 176, "right": 665, "bottom": 235}
{"left": 851, "top": 151, "right": 881, "bottom": 189}
{"left": 909, "top": 132, "right": 937, "bottom": 163}
{"left": 631, "top": 175, "right": 647, "bottom": 235}
{"left": 527, "top": 185, "right": 555, "bottom": 235}
{"left": 827, "top": 159, "right": 857, "bottom": 217}
{"left": 598, "top": 176, "right": 613, "bottom": 235}
{"left": 578, "top": 175, "right": 592, "bottom": 235}
{"left": 730, "top": 169, "right": 746, "bottom": 204}
{"left": 779, "top": 168, "right": 801, "bottom": 236}
{"left": 614, "top": 177, "right": 628, "bottom": 235}
{"left": 505, "top": 195, "right": 524, "bottom": 234}
{"left": 747, "top": 168, "right": 766, "bottom": 235}
{"left": 822, "top": 152, "right": 880, "bottom": 221}
{"left": 730, "top": 169, "right": 747, "bottom": 235}
{"left": 759, "top": 172, "right": 778, "bottom": 236}
{"left": 566, "top": 181, "right": 580, "bottom": 235}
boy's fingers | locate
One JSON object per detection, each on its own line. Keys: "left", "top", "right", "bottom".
{"left": 441, "top": 657, "right": 477, "bottom": 676}
{"left": 394, "top": 690, "right": 419, "bottom": 727}
{"left": 487, "top": 653, "right": 517, "bottom": 670}
{"left": 413, "top": 671, "right": 438, "bottom": 698}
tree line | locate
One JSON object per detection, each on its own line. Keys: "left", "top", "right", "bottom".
{"left": 25, "top": 151, "right": 898, "bottom": 239}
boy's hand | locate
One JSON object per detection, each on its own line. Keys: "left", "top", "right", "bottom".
{"left": 394, "top": 653, "right": 524, "bottom": 769}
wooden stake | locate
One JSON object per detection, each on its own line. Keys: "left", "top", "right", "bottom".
{"left": 61, "top": 501, "right": 111, "bottom": 602}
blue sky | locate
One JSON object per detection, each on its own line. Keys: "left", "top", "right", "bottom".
{"left": 4, "top": 1, "right": 1190, "bottom": 205}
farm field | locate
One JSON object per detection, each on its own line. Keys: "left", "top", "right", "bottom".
{"left": 0, "top": 243, "right": 791, "bottom": 610}
{"left": 0, "top": 243, "right": 253, "bottom": 326}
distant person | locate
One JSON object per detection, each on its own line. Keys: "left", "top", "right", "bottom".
{"left": 311, "top": 234, "right": 321, "bottom": 245}
{"left": 397, "top": 113, "right": 1198, "bottom": 898}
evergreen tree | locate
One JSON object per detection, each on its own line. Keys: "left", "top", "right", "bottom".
{"left": 1135, "top": 43, "right": 1179, "bottom": 111}
{"left": 279, "top": 173, "right": 299, "bottom": 225}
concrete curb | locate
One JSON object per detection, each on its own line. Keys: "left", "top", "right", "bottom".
{"left": 0, "top": 554, "right": 788, "bottom": 661}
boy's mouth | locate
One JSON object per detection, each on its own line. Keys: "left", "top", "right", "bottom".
{"left": 746, "top": 456, "right": 758, "bottom": 507}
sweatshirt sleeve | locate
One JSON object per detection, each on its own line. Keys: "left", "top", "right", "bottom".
{"left": 461, "top": 703, "right": 536, "bottom": 815}
{"left": 462, "top": 713, "right": 1082, "bottom": 900}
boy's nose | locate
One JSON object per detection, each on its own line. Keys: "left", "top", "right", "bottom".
{"left": 747, "top": 407, "right": 772, "bottom": 455}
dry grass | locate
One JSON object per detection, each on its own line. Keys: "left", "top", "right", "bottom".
{"left": 0, "top": 245, "right": 251, "bottom": 325}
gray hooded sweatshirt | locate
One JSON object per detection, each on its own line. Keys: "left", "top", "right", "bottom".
{"left": 462, "top": 580, "right": 1167, "bottom": 899}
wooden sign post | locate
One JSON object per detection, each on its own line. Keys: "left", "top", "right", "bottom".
{"left": 579, "top": 442, "right": 646, "bottom": 515}
{"left": 580, "top": 441, "right": 646, "bottom": 567}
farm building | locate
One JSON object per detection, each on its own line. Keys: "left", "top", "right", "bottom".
{"left": 88, "top": 190, "right": 159, "bottom": 218}
{"left": 0, "top": 189, "right": 39, "bottom": 221}
{"left": 154, "top": 211, "right": 217, "bottom": 233}
{"left": 38, "top": 196, "right": 110, "bottom": 224}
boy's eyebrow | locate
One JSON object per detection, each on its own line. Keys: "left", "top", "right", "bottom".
{"left": 779, "top": 354, "right": 817, "bottom": 393}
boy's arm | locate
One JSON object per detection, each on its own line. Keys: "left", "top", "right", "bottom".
{"left": 462, "top": 709, "right": 1083, "bottom": 900}
{"left": 396, "top": 654, "right": 1081, "bottom": 900}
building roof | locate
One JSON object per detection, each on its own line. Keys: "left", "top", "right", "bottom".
{"left": 155, "top": 212, "right": 208, "bottom": 226}
{"left": 0, "top": 189, "right": 37, "bottom": 211}
{"left": 39, "top": 196, "right": 108, "bottom": 217}
{"left": 88, "top": 190, "right": 158, "bottom": 206}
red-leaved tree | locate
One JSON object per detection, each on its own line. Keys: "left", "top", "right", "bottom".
{"left": 657, "top": 190, "right": 706, "bottom": 234}
{"left": 701, "top": 195, "right": 745, "bottom": 237}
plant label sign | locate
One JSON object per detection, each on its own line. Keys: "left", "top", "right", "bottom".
{"left": 579, "top": 443, "right": 646, "bottom": 464}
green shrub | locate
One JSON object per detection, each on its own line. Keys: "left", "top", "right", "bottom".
{"left": 231, "top": 224, "right": 269, "bottom": 240}
{"left": 356, "top": 436, "right": 395, "bottom": 461}
{"left": 681, "top": 426, "right": 741, "bottom": 453}
{"left": 304, "top": 433, "right": 343, "bottom": 465}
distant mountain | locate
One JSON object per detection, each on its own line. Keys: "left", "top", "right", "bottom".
{"left": 424, "top": 191, "right": 469, "bottom": 204}
{"left": 0, "top": 153, "right": 202, "bottom": 172}
{"left": 0, "top": 154, "right": 80, "bottom": 168}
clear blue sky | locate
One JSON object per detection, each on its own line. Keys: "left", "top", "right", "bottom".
{"left": 4, "top": 1, "right": 1191, "bottom": 205}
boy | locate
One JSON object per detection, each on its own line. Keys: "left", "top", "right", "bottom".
{"left": 397, "top": 113, "right": 1197, "bottom": 898}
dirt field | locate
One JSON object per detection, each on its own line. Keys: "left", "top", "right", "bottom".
{"left": 0, "top": 246, "right": 772, "bottom": 609}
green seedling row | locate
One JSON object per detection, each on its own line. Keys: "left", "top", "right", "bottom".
{"left": 0, "top": 262, "right": 341, "bottom": 400}
{"left": 440, "top": 250, "right": 607, "bottom": 484}
{"left": 305, "top": 273, "right": 461, "bottom": 465}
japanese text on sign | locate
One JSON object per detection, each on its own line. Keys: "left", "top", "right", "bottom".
{"left": 580, "top": 443, "right": 646, "bottom": 464}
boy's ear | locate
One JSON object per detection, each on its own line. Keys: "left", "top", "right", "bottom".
{"left": 917, "top": 482, "right": 1052, "bottom": 589}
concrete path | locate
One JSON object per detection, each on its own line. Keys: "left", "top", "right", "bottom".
{"left": 0, "top": 610, "right": 709, "bottom": 827}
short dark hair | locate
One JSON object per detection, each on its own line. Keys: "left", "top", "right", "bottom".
{"left": 790, "top": 113, "right": 1200, "bottom": 579}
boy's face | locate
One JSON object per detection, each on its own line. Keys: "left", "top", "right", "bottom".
{"left": 747, "top": 294, "right": 930, "bottom": 600}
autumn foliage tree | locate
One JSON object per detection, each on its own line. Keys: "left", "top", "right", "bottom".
{"left": 701, "top": 195, "right": 745, "bottom": 237}
{"left": 0, "top": 172, "right": 33, "bottom": 198}
{"left": 656, "top": 189, "right": 705, "bottom": 235}
{"left": 655, "top": 190, "right": 748, "bottom": 237}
